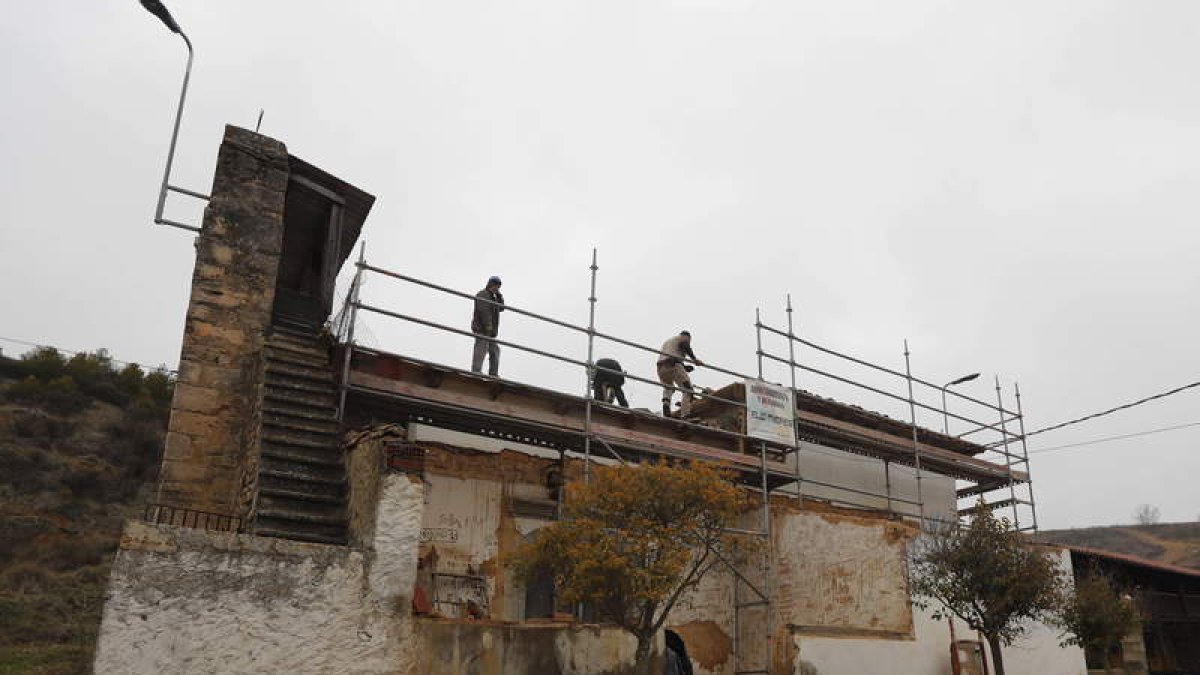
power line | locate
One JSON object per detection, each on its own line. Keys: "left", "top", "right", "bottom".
{"left": 1029, "top": 420, "right": 1200, "bottom": 455}
{"left": 1022, "top": 380, "right": 1200, "bottom": 439}
{"left": 0, "top": 335, "right": 176, "bottom": 374}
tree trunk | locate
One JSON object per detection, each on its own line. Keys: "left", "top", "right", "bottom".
{"left": 985, "top": 633, "right": 1005, "bottom": 675}
{"left": 634, "top": 634, "right": 653, "bottom": 675}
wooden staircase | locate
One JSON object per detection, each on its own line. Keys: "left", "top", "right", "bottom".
{"left": 253, "top": 321, "right": 348, "bottom": 545}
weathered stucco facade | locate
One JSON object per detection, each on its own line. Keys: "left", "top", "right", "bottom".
{"left": 97, "top": 467, "right": 644, "bottom": 675}
{"left": 102, "top": 424, "right": 1085, "bottom": 674}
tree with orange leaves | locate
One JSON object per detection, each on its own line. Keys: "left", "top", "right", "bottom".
{"left": 511, "top": 460, "right": 747, "bottom": 670}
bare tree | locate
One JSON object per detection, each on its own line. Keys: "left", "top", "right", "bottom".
{"left": 1133, "top": 504, "right": 1160, "bottom": 526}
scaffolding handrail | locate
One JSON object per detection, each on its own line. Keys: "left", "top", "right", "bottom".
{"left": 759, "top": 349, "right": 1017, "bottom": 440}
{"left": 757, "top": 322, "right": 1006, "bottom": 413}
{"left": 359, "top": 261, "right": 760, "bottom": 385}
{"left": 359, "top": 262, "right": 587, "bottom": 335}
{"left": 354, "top": 301, "right": 756, "bottom": 416}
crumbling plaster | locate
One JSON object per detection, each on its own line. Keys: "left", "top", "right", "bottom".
{"left": 97, "top": 474, "right": 423, "bottom": 675}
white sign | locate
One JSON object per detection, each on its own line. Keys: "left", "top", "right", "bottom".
{"left": 745, "top": 379, "right": 797, "bottom": 447}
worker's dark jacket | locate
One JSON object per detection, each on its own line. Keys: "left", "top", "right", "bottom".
{"left": 471, "top": 288, "right": 504, "bottom": 337}
{"left": 594, "top": 358, "right": 624, "bottom": 386}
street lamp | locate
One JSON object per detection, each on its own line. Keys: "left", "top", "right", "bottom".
{"left": 941, "top": 372, "right": 980, "bottom": 434}
{"left": 140, "top": 0, "right": 206, "bottom": 233}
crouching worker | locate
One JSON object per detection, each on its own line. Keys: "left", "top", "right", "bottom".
{"left": 592, "top": 358, "right": 629, "bottom": 407}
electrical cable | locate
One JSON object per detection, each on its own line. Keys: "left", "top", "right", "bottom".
{"left": 0, "top": 335, "right": 176, "bottom": 373}
{"left": 1028, "top": 420, "right": 1200, "bottom": 455}
{"left": 1018, "top": 380, "right": 1200, "bottom": 440}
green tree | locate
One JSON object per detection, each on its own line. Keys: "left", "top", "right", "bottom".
{"left": 1057, "top": 570, "right": 1140, "bottom": 673}
{"left": 510, "top": 460, "right": 747, "bottom": 671}
{"left": 909, "top": 507, "right": 1066, "bottom": 675}
{"left": 115, "top": 363, "right": 146, "bottom": 399}
{"left": 19, "top": 347, "right": 66, "bottom": 380}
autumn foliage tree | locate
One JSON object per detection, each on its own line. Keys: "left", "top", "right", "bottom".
{"left": 909, "top": 506, "right": 1066, "bottom": 675}
{"left": 510, "top": 460, "right": 747, "bottom": 670}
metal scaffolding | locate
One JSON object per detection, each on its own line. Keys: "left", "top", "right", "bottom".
{"left": 328, "top": 247, "right": 1038, "bottom": 673}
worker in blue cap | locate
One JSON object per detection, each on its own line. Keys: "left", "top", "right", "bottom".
{"left": 471, "top": 275, "right": 505, "bottom": 376}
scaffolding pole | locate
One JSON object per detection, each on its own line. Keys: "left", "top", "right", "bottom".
{"left": 995, "top": 377, "right": 1020, "bottom": 530}
{"left": 337, "top": 242, "right": 365, "bottom": 422}
{"left": 1014, "top": 382, "right": 1038, "bottom": 531}
{"left": 903, "top": 340, "right": 926, "bottom": 526}
{"left": 786, "top": 294, "right": 803, "bottom": 504}
{"left": 583, "top": 249, "right": 598, "bottom": 482}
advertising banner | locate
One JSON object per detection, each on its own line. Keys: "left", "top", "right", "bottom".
{"left": 745, "top": 379, "right": 797, "bottom": 447}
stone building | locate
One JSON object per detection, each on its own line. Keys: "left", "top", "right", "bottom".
{"left": 95, "top": 126, "right": 1087, "bottom": 674}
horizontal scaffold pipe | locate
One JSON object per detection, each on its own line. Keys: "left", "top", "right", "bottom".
{"left": 799, "top": 476, "right": 922, "bottom": 506}
{"left": 759, "top": 349, "right": 1015, "bottom": 439}
{"left": 360, "top": 262, "right": 760, "bottom": 394}
{"left": 359, "top": 263, "right": 588, "bottom": 335}
{"left": 757, "top": 322, "right": 1006, "bottom": 412}
{"left": 591, "top": 328, "right": 757, "bottom": 383}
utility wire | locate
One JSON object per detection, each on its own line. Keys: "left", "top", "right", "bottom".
{"left": 1021, "top": 380, "right": 1200, "bottom": 439}
{"left": 1029, "top": 420, "right": 1200, "bottom": 455}
{"left": 0, "top": 335, "right": 176, "bottom": 374}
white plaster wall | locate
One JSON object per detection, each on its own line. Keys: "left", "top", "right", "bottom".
{"left": 792, "top": 548, "right": 1087, "bottom": 675}
{"left": 797, "top": 443, "right": 956, "bottom": 522}
{"left": 795, "top": 605, "right": 1085, "bottom": 675}
{"left": 95, "top": 474, "right": 425, "bottom": 675}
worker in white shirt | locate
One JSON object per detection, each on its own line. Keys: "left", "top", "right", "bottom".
{"left": 656, "top": 330, "right": 704, "bottom": 417}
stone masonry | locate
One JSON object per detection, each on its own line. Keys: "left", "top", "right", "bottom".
{"left": 155, "top": 126, "right": 290, "bottom": 517}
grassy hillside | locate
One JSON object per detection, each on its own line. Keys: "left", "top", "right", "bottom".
{"left": 0, "top": 348, "right": 171, "bottom": 675}
{"left": 1035, "top": 522, "right": 1200, "bottom": 570}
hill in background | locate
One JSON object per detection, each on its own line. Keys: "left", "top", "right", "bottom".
{"left": 1035, "top": 522, "right": 1200, "bottom": 570}
{"left": 0, "top": 347, "right": 171, "bottom": 675}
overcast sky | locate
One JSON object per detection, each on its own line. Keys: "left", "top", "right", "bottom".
{"left": 2, "top": 1, "right": 1198, "bottom": 530}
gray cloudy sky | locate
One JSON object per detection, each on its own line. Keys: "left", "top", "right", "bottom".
{"left": 2, "top": 1, "right": 1198, "bottom": 530}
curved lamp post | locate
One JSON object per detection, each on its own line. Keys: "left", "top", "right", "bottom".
{"left": 941, "top": 372, "right": 980, "bottom": 434}
{"left": 140, "top": 0, "right": 207, "bottom": 233}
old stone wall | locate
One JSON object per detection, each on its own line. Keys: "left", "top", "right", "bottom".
{"left": 155, "top": 125, "right": 290, "bottom": 517}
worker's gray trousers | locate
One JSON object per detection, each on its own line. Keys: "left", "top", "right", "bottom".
{"left": 472, "top": 337, "right": 500, "bottom": 376}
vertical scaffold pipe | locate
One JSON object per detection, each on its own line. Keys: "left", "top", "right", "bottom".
{"left": 786, "top": 294, "right": 802, "bottom": 503}
{"left": 583, "top": 248, "right": 598, "bottom": 482}
{"left": 758, "top": 438, "right": 774, "bottom": 671}
{"left": 883, "top": 459, "right": 893, "bottom": 516}
{"left": 755, "top": 307, "right": 764, "bottom": 380}
{"left": 903, "top": 340, "right": 926, "bottom": 527}
{"left": 337, "top": 242, "right": 366, "bottom": 422}
{"left": 1014, "top": 382, "right": 1038, "bottom": 531}
{"left": 995, "top": 377, "right": 1020, "bottom": 530}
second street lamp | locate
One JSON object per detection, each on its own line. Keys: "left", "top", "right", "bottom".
{"left": 941, "top": 372, "right": 980, "bottom": 434}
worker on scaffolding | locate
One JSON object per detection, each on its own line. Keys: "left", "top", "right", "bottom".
{"left": 656, "top": 330, "right": 704, "bottom": 417}
{"left": 592, "top": 357, "right": 629, "bottom": 407}
{"left": 470, "top": 275, "right": 504, "bottom": 376}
